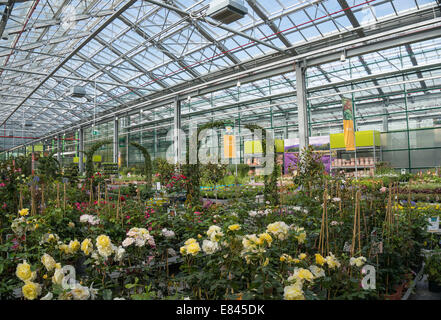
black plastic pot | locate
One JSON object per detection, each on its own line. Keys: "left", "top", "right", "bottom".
{"left": 428, "top": 280, "right": 441, "bottom": 293}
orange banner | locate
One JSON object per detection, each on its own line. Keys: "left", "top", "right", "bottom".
{"left": 343, "top": 98, "right": 355, "bottom": 151}
{"left": 224, "top": 135, "right": 236, "bottom": 159}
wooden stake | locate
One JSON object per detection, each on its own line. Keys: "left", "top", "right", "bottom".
{"left": 56, "top": 183, "right": 60, "bottom": 208}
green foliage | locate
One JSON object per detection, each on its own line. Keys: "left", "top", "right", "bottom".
{"left": 129, "top": 142, "right": 152, "bottom": 188}
{"left": 81, "top": 140, "right": 111, "bottom": 179}
{"left": 425, "top": 250, "right": 441, "bottom": 285}
{"left": 37, "top": 152, "right": 60, "bottom": 182}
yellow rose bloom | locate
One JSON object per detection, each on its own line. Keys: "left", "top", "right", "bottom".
{"left": 22, "top": 281, "right": 41, "bottom": 300}
{"left": 81, "top": 239, "right": 93, "bottom": 256}
{"left": 292, "top": 258, "right": 300, "bottom": 264}
{"left": 280, "top": 255, "right": 287, "bottom": 262}
{"left": 263, "top": 258, "right": 269, "bottom": 266}
{"left": 43, "top": 274, "right": 48, "bottom": 280}
{"left": 52, "top": 268, "right": 64, "bottom": 285}
{"left": 19, "top": 208, "right": 29, "bottom": 216}
{"left": 299, "top": 253, "right": 307, "bottom": 260}
{"left": 186, "top": 242, "right": 201, "bottom": 256}
{"left": 296, "top": 232, "right": 306, "bottom": 244}
{"left": 180, "top": 246, "right": 187, "bottom": 255}
{"left": 283, "top": 285, "right": 305, "bottom": 300}
{"left": 315, "top": 253, "right": 326, "bottom": 266}
{"left": 96, "top": 235, "right": 111, "bottom": 248}
{"left": 228, "top": 224, "right": 241, "bottom": 231}
{"left": 296, "top": 268, "right": 314, "bottom": 282}
{"left": 184, "top": 238, "right": 197, "bottom": 246}
{"left": 41, "top": 254, "right": 56, "bottom": 272}
{"left": 258, "top": 233, "right": 272, "bottom": 246}
{"left": 16, "top": 261, "right": 35, "bottom": 282}
{"left": 69, "top": 240, "right": 80, "bottom": 253}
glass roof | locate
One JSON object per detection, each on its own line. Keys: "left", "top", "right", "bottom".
{"left": 0, "top": 0, "right": 440, "bottom": 150}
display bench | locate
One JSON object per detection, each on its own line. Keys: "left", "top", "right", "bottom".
{"left": 330, "top": 130, "right": 382, "bottom": 178}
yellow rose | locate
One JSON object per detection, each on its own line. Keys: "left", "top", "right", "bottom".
{"left": 280, "top": 255, "right": 287, "bottom": 262}
{"left": 96, "top": 235, "right": 111, "bottom": 248}
{"left": 52, "top": 268, "right": 64, "bottom": 285}
{"left": 184, "top": 238, "right": 197, "bottom": 246}
{"left": 315, "top": 253, "right": 326, "bottom": 266}
{"left": 186, "top": 242, "right": 201, "bottom": 256}
{"left": 19, "top": 208, "right": 29, "bottom": 216}
{"left": 283, "top": 285, "right": 305, "bottom": 300}
{"left": 228, "top": 224, "right": 241, "bottom": 231}
{"left": 81, "top": 239, "right": 93, "bottom": 256}
{"left": 263, "top": 258, "right": 269, "bottom": 266}
{"left": 258, "top": 233, "right": 272, "bottom": 246}
{"left": 43, "top": 274, "right": 48, "bottom": 280}
{"left": 69, "top": 240, "right": 80, "bottom": 253}
{"left": 180, "top": 246, "right": 187, "bottom": 255}
{"left": 296, "top": 232, "right": 306, "bottom": 244}
{"left": 296, "top": 268, "right": 314, "bottom": 282}
{"left": 41, "top": 254, "right": 56, "bottom": 272}
{"left": 299, "top": 253, "right": 307, "bottom": 260}
{"left": 22, "top": 281, "right": 41, "bottom": 300}
{"left": 16, "top": 261, "right": 35, "bottom": 282}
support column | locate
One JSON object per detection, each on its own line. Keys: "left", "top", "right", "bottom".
{"left": 57, "top": 134, "right": 61, "bottom": 164}
{"left": 382, "top": 107, "right": 389, "bottom": 132}
{"left": 174, "top": 97, "right": 181, "bottom": 165}
{"left": 113, "top": 117, "right": 119, "bottom": 164}
{"left": 78, "top": 128, "right": 84, "bottom": 174}
{"left": 296, "top": 61, "right": 309, "bottom": 155}
{"left": 285, "top": 113, "right": 289, "bottom": 139}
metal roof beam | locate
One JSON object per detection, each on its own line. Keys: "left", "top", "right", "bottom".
{"left": 0, "top": 0, "right": 138, "bottom": 127}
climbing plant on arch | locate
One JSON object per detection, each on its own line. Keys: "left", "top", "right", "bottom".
{"left": 129, "top": 142, "right": 152, "bottom": 188}
{"left": 184, "top": 120, "right": 280, "bottom": 206}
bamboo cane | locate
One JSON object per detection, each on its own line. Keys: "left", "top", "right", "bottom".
{"left": 56, "top": 183, "right": 60, "bottom": 208}
{"left": 63, "top": 183, "right": 66, "bottom": 213}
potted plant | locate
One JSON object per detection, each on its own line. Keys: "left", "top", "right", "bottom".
{"left": 425, "top": 250, "right": 441, "bottom": 293}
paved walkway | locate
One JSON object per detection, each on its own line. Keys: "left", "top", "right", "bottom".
{"left": 409, "top": 275, "right": 441, "bottom": 300}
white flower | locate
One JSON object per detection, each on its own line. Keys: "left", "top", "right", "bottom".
{"left": 70, "top": 283, "right": 90, "bottom": 300}
{"left": 40, "top": 292, "right": 53, "bottom": 300}
{"left": 115, "top": 246, "right": 125, "bottom": 262}
{"left": 202, "top": 240, "right": 220, "bottom": 255}
{"left": 309, "top": 265, "right": 325, "bottom": 278}
{"left": 266, "top": 221, "right": 289, "bottom": 240}
{"left": 114, "top": 297, "right": 126, "bottom": 300}
{"left": 167, "top": 248, "right": 177, "bottom": 256}
{"left": 161, "top": 228, "right": 175, "bottom": 238}
{"left": 122, "top": 237, "right": 135, "bottom": 247}
{"left": 207, "top": 225, "right": 223, "bottom": 242}
{"left": 332, "top": 197, "right": 341, "bottom": 202}
{"left": 350, "top": 256, "right": 367, "bottom": 268}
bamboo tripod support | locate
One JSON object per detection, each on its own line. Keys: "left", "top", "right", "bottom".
{"left": 350, "top": 190, "right": 362, "bottom": 257}
{"left": 56, "top": 183, "right": 60, "bottom": 208}
{"left": 318, "top": 181, "right": 330, "bottom": 256}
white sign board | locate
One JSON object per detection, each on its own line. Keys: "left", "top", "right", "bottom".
{"left": 156, "top": 182, "right": 161, "bottom": 191}
{"left": 428, "top": 216, "right": 440, "bottom": 232}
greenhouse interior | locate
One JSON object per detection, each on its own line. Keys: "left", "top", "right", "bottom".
{"left": 1, "top": 0, "right": 441, "bottom": 303}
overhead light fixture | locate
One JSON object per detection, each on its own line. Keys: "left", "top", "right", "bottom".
{"left": 187, "top": 96, "right": 191, "bottom": 103}
{"left": 206, "top": 0, "right": 248, "bottom": 25}
{"left": 340, "top": 50, "right": 346, "bottom": 62}
{"left": 70, "top": 86, "right": 87, "bottom": 98}
{"left": 237, "top": 80, "right": 241, "bottom": 87}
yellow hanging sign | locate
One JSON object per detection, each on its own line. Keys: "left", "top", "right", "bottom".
{"left": 342, "top": 98, "right": 355, "bottom": 151}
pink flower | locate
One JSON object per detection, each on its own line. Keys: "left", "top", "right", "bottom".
{"left": 380, "top": 187, "right": 387, "bottom": 193}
